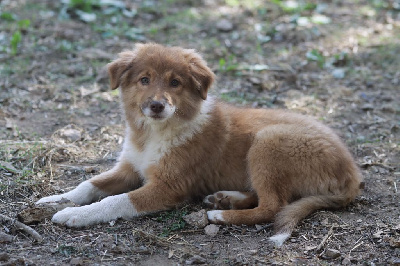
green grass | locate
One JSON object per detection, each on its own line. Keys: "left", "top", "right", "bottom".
{"left": 156, "top": 208, "right": 188, "bottom": 237}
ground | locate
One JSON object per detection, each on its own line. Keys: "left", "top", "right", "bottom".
{"left": 0, "top": 0, "right": 399, "bottom": 265}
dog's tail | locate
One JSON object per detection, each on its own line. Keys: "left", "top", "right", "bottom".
{"left": 269, "top": 193, "right": 356, "bottom": 246}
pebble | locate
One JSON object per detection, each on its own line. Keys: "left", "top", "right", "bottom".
{"left": 70, "top": 257, "right": 84, "bottom": 265}
{"left": 185, "top": 255, "right": 206, "bottom": 265}
{"left": 332, "top": 68, "right": 346, "bottom": 79}
{"left": 216, "top": 19, "right": 234, "bottom": 32}
{"left": 0, "top": 232, "right": 13, "bottom": 243}
{"left": 360, "top": 104, "right": 374, "bottom": 111}
{"left": 321, "top": 248, "right": 341, "bottom": 260}
{"left": 60, "top": 128, "right": 82, "bottom": 142}
{"left": 204, "top": 224, "right": 220, "bottom": 237}
{"left": 0, "top": 252, "right": 10, "bottom": 261}
{"left": 183, "top": 209, "right": 208, "bottom": 228}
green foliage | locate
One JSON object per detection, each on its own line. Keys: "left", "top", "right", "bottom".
{"left": 156, "top": 208, "right": 188, "bottom": 237}
{"left": 10, "top": 31, "right": 21, "bottom": 55}
{"left": 306, "top": 49, "right": 325, "bottom": 68}
{"left": 219, "top": 55, "right": 239, "bottom": 72}
{"left": 68, "top": 0, "right": 100, "bottom": 12}
{"left": 1, "top": 12, "right": 16, "bottom": 21}
{"left": 306, "top": 49, "right": 351, "bottom": 69}
{"left": 4, "top": 15, "right": 31, "bottom": 55}
{"left": 18, "top": 19, "right": 31, "bottom": 29}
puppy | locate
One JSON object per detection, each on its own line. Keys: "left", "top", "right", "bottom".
{"left": 37, "top": 43, "right": 362, "bottom": 246}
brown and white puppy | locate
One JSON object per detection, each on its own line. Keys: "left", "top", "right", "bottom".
{"left": 37, "top": 43, "right": 362, "bottom": 246}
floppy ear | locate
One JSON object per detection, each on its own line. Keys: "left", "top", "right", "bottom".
{"left": 185, "top": 50, "right": 215, "bottom": 100}
{"left": 107, "top": 51, "right": 136, "bottom": 90}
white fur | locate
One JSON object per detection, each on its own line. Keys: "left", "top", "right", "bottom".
{"left": 207, "top": 210, "right": 225, "bottom": 223}
{"left": 219, "top": 191, "right": 248, "bottom": 200}
{"left": 36, "top": 181, "right": 108, "bottom": 205}
{"left": 52, "top": 193, "right": 137, "bottom": 227}
{"left": 120, "top": 97, "right": 215, "bottom": 178}
{"left": 269, "top": 233, "right": 291, "bottom": 247}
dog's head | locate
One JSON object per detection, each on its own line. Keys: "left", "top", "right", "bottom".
{"left": 107, "top": 43, "right": 215, "bottom": 123}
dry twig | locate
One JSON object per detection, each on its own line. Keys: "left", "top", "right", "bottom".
{"left": 316, "top": 225, "right": 334, "bottom": 252}
{"left": 0, "top": 214, "right": 43, "bottom": 243}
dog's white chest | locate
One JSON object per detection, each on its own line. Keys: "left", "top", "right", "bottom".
{"left": 122, "top": 134, "right": 172, "bottom": 178}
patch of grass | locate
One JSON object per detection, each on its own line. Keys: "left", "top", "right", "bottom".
{"left": 156, "top": 208, "right": 188, "bottom": 237}
{"left": 219, "top": 55, "right": 239, "bottom": 73}
{"left": 68, "top": 0, "right": 100, "bottom": 12}
{"left": 0, "top": 141, "right": 47, "bottom": 183}
{"left": 58, "top": 245, "right": 77, "bottom": 257}
{"left": 305, "top": 49, "right": 325, "bottom": 68}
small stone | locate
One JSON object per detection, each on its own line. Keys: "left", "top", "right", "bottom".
{"left": 183, "top": 209, "right": 208, "bottom": 228}
{"left": 249, "top": 249, "right": 258, "bottom": 255}
{"left": 381, "top": 103, "right": 396, "bottom": 113}
{"left": 84, "top": 166, "right": 98, "bottom": 173}
{"left": 60, "top": 128, "right": 82, "bottom": 142}
{"left": 204, "top": 224, "right": 220, "bottom": 237}
{"left": 321, "top": 248, "right": 341, "bottom": 260}
{"left": 360, "top": 104, "right": 374, "bottom": 111}
{"left": 0, "top": 232, "right": 13, "bottom": 243}
{"left": 0, "top": 252, "right": 10, "bottom": 261}
{"left": 70, "top": 257, "right": 84, "bottom": 265}
{"left": 248, "top": 76, "right": 261, "bottom": 85}
{"left": 185, "top": 255, "right": 206, "bottom": 265}
{"left": 342, "top": 256, "right": 352, "bottom": 265}
{"left": 332, "top": 68, "right": 346, "bottom": 79}
{"left": 373, "top": 230, "right": 383, "bottom": 239}
{"left": 389, "top": 238, "right": 400, "bottom": 248}
{"left": 216, "top": 19, "right": 234, "bottom": 32}
{"left": 391, "top": 125, "right": 400, "bottom": 134}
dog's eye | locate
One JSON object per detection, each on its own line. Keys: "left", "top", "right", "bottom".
{"left": 141, "top": 77, "right": 150, "bottom": 85}
{"left": 170, "top": 79, "right": 180, "bottom": 87}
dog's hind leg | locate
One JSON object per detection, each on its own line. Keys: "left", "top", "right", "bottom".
{"left": 203, "top": 191, "right": 258, "bottom": 210}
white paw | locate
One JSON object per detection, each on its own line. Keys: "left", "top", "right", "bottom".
{"left": 52, "top": 206, "right": 91, "bottom": 227}
{"left": 36, "top": 181, "right": 107, "bottom": 206}
{"left": 207, "top": 210, "right": 225, "bottom": 223}
{"left": 36, "top": 194, "right": 70, "bottom": 204}
{"left": 269, "top": 233, "right": 291, "bottom": 247}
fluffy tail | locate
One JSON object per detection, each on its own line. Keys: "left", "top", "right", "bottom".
{"left": 269, "top": 194, "right": 354, "bottom": 246}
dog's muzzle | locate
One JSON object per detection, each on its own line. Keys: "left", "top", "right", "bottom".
{"left": 141, "top": 99, "right": 175, "bottom": 120}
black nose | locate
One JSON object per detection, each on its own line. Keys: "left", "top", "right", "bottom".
{"left": 150, "top": 101, "right": 165, "bottom": 113}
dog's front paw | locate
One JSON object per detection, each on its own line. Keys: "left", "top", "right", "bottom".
{"left": 207, "top": 210, "right": 225, "bottom": 224}
{"left": 52, "top": 206, "right": 93, "bottom": 227}
{"left": 36, "top": 194, "right": 71, "bottom": 204}
{"left": 52, "top": 193, "right": 137, "bottom": 227}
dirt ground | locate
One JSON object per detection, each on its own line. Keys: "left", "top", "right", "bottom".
{"left": 0, "top": 0, "right": 399, "bottom": 265}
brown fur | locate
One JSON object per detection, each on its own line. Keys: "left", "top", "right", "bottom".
{"left": 91, "top": 43, "right": 362, "bottom": 239}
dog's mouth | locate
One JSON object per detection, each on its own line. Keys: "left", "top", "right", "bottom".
{"left": 149, "top": 114, "right": 164, "bottom": 120}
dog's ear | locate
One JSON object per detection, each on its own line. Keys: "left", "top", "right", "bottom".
{"left": 185, "top": 50, "right": 215, "bottom": 100}
{"left": 107, "top": 51, "right": 136, "bottom": 90}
